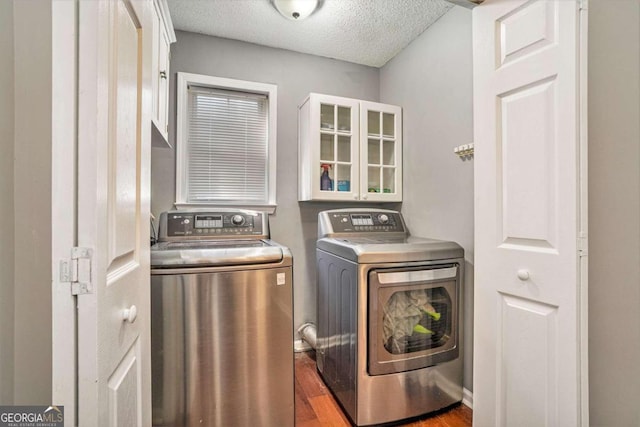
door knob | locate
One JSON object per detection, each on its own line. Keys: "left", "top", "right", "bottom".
{"left": 122, "top": 305, "right": 138, "bottom": 323}
{"left": 517, "top": 270, "right": 530, "bottom": 281}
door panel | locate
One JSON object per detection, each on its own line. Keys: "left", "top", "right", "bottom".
{"left": 77, "top": 0, "right": 152, "bottom": 425}
{"left": 499, "top": 76, "right": 558, "bottom": 251}
{"left": 498, "top": 295, "right": 557, "bottom": 427}
{"left": 108, "top": 340, "right": 142, "bottom": 427}
{"left": 497, "top": 0, "right": 557, "bottom": 66}
{"left": 473, "top": 1, "right": 587, "bottom": 426}
{"left": 111, "top": 0, "right": 140, "bottom": 265}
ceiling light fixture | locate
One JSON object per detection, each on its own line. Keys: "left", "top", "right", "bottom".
{"left": 272, "top": 0, "right": 319, "bottom": 21}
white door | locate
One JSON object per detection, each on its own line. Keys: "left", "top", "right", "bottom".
{"left": 473, "top": 1, "right": 588, "bottom": 426}
{"left": 77, "top": 0, "right": 153, "bottom": 425}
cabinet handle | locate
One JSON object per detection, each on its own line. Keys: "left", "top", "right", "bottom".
{"left": 517, "top": 269, "right": 530, "bottom": 281}
{"left": 159, "top": 71, "right": 167, "bottom": 80}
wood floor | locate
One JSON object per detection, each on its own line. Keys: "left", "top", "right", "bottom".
{"left": 295, "top": 351, "right": 472, "bottom": 427}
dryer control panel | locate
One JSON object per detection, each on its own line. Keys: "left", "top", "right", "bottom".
{"left": 321, "top": 210, "right": 406, "bottom": 234}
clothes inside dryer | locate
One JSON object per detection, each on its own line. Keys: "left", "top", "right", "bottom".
{"left": 382, "top": 286, "right": 452, "bottom": 354}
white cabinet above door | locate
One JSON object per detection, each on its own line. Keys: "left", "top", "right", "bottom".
{"left": 151, "top": 0, "right": 175, "bottom": 147}
{"left": 298, "top": 93, "right": 402, "bottom": 202}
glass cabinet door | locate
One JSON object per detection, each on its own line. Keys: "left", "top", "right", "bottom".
{"left": 317, "top": 100, "right": 358, "bottom": 198}
{"left": 361, "top": 102, "right": 402, "bottom": 202}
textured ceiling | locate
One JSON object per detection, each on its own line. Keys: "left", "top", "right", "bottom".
{"left": 167, "top": 0, "right": 454, "bottom": 67}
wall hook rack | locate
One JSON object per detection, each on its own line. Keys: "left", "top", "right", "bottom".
{"left": 454, "top": 143, "right": 474, "bottom": 160}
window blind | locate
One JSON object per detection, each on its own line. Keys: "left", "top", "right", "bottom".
{"left": 186, "top": 85, "right": 269, "bottom": 203}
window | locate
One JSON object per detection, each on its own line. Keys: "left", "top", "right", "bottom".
{"left": 176, "top": 73, "right": 277, "bottom": 210}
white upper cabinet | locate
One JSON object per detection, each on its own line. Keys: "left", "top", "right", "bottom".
{"left": 151, "top": 0, "right": 176, "bottom": 147}
{"left": 298, "top": 93, "right": 402, "bottom": 202}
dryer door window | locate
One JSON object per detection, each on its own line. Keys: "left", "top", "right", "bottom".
{"left": 382, "top": 286, "right": 452, "bottom": 355}
{"left": 368, "top": 264, "right": 460, "bottom": 376}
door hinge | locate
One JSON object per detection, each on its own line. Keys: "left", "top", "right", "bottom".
{"left": 579, "top": 0, "right": 588, "bottom": 11}
{"left": 578, "top": 234, "right": 588, "bottom": 257}
{"left": 60, "top": 247, "right": 93, "bottom": 295}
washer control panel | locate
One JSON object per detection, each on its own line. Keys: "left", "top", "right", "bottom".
{"left": 326, "top": 211, "right": 405, "bottom": 233}
{"left": 162, "top": 211, "right": 264, "bottom": 239}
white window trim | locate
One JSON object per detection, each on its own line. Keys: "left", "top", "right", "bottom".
{"left": 175, "top": 72, "right": 278, "bottom": 213}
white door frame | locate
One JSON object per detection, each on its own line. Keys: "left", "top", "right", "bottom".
{"left": 51, "top": 1, "right": 78, "bottom": 426}
{"left": 578, "top": 1, "right": 590, "bottom": 423}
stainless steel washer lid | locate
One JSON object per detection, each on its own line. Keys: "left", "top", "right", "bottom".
{"left": 317, "top": 235, "right": 463, "bottom": 264}
{"left": 151, "top": 239, "right": 290, "bottom": 268}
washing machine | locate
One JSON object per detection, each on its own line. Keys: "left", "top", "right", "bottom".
{"left": 316, "top": 208, "right": 464, "bottom": 426}
{"left": 150, "top": 209, "right": 293, "bottom": 427}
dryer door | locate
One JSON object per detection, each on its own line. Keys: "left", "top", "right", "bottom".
{"left": 368, "top": 264, "right": 460, "bottom": 376}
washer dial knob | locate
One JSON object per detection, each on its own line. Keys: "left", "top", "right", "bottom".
{"left": 231, "top": 215, "right": 245, "bottom": 226}
{"left": 378, "top": 214, "right": 390, "bottom": 224}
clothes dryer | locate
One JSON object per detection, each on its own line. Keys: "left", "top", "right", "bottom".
{"left": 316, "top": 208, "right": 464, "bottom": 426}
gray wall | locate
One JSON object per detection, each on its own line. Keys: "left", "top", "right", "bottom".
{"left": 588, "top": 1, "right": 640, "bottom": 425}
{"left": 151, "top": 32, "right": 387, "bottom": 335}
{"left": 12, "top": 1, "right": 53, "bottom": 404}
{"left": 0, "top": 0, "right": 15, "bottom": 405}
{"left": 380, "top": 7, "right": 474, "bottom": 392}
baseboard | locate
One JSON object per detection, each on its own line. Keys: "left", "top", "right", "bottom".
{"left": 294, "top": 339, "right": 312, "bottom": 353}
{"left": 462, "top": 387, "right": 473, "bottom": 409}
